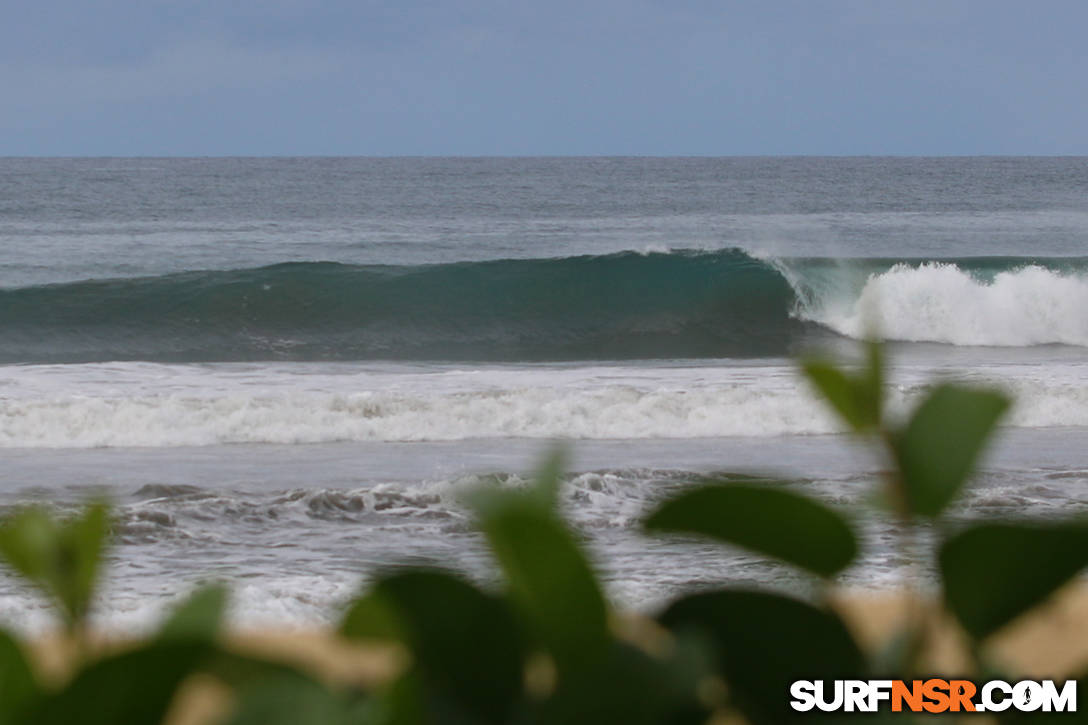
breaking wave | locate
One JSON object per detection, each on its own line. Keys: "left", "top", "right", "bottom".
{"left": 1, "top": 250, "right": 1086, "bottom": 363}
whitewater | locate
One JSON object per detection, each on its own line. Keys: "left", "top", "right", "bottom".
{"left": 3, "top": 358, "right": 1088, "bottom": 448}
{"left": 2, "top": 156, "right": 1088, "bottom": 633}
{"left": 808, "top": 261, "right": 1088, "bottom": 347}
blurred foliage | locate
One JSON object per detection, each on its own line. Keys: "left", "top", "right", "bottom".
{"left": 2, "top": 340, "right": 1088, "bottom": 723}
{"left": 0, "top": 502, "right": 108, "bottom": 635}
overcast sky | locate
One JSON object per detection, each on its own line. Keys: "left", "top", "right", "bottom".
{"left": 4, "top": 0, "right": 1087, "bottom": 156}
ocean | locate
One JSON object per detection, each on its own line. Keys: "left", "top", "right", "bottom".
{"left": 1, "top": 156, "right": 1087, "bottom": 632}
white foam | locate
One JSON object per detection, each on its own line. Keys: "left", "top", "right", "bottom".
{"left": 0, "top": 376, "right": 1080, "bottom": 449}
{"left": 2, "top": 359, "right": 1087, "bottom": 449}
{"left": 0, "top": 384, "right": 838, "bottom": 448}
{"left": 809, "top": 263, "right": 1088, "bottom": 347}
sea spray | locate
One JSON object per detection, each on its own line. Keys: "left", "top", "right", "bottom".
{"left": 812, "top": 263, "right": 1088, "bottom": 346}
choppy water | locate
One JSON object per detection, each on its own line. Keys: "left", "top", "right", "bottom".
{"left": 1, "top": 157, "right": 1087, "bottom": 632}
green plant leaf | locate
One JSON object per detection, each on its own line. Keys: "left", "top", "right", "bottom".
{"left": 940, "top": 521, "right": 1088, "bottom": 641}
{"left": 0, "top": 502, "right": 110, "bottom": 629}
{"left": 367, "top": 672, "right": 427, "bottom": 725}
{"left": 537, "top": 640, "right": 710, "bottom": 725}
{"left": 340, "top": 591, "right": 405, "bottom": 642}
{"left": 481, "top": 507, "right": 608, "bottom": 675}
{"left": 202, "top": 649, "right": 325, "bottom": 692}
{"left": 468, "top": 456, "right": 609, "bottom": 676}
{"left": 341, "top": 570, "right": 526, "bottom": 724}
{"left": 157, "top": 584, "right": 228, "bottom": 643}
{"left": 223, "top": 672, "right": 369, "bottom": 725}
{"left": 644, "top": 482, "right": 858, "bottom": 577}
{"left": 0, "top": 629, "right": 40, "bottom": 725}
{"left": 800, "top": 340, "right": 884, "bottom": 434}
{"left": 660, "top": 589, "right": 864, "bottom": 725}
{"left": 26, "top": 640, "right": 210, "bottom": 725}
{"left": 528, "top": 448, "right": 566, "bottom": 511}
{"left": 892, "top": 385, "right": 1010, "bottom": 517}
{"left": 466, "top": 448, "right": 567, "bottom": 521}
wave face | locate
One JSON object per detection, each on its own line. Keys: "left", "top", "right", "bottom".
{"left": 0, "top": 251, "right": 805, "bottom": 362}
{"left": 2, "top": 250, "right": 1087, "bottom": 363}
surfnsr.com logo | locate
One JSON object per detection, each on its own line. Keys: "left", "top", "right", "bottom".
{"left": 790, "top": 679, "right": 1077, "bottom": 714}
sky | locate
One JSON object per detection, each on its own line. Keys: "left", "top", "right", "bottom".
{"left": 3, "top": 0, "right": 1088, "bottom": 156}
